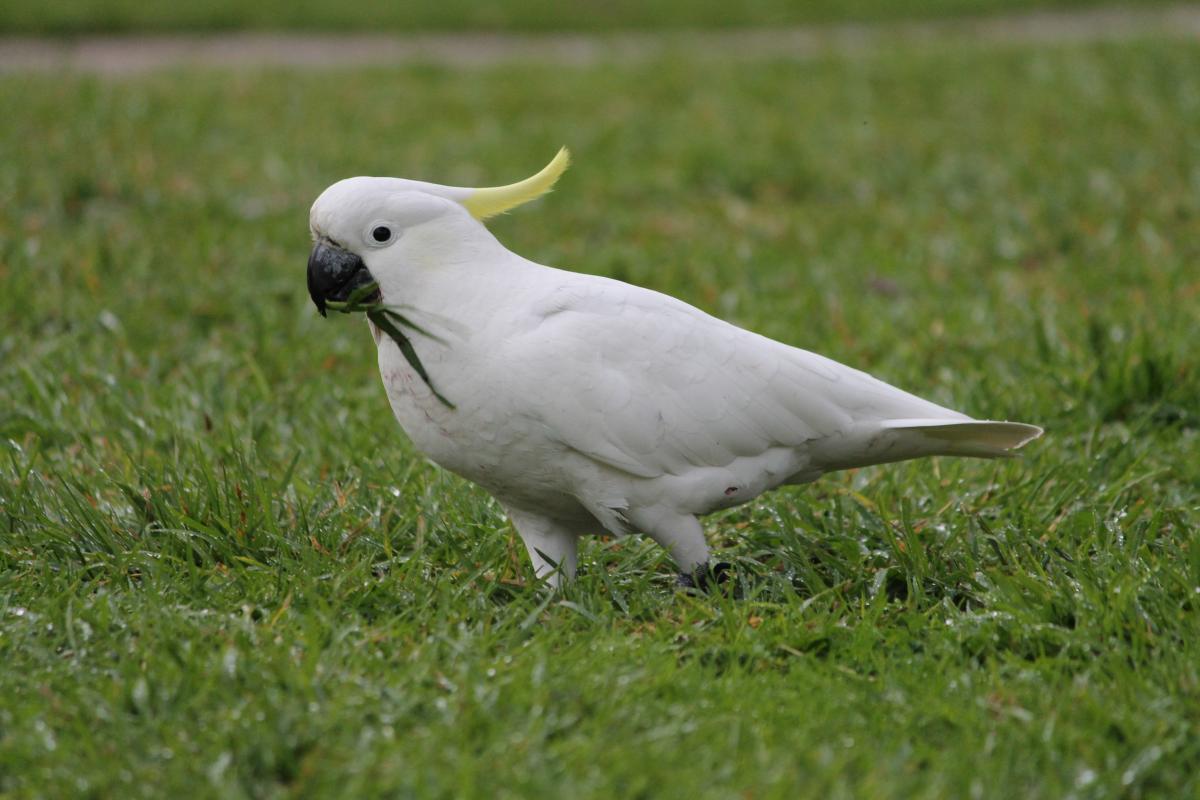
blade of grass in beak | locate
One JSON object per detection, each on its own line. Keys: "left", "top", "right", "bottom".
{"left": 326, "top": 283, "right": 447, "bottom": 344}
{"left": 326, "top": 281, "right": 385, "bottom": 313}
{"left": 323, "top": 280, "right": 455, "bottom": 408}
{"left": 367, "top": 309, "right": 456, "bottom": 409}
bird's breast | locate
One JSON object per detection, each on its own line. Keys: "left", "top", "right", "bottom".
{"left": 375, "top": 339, "right": 582, "bottom": 505}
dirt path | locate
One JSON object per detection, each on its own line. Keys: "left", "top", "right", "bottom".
{"left": 2, "top": 4, "right": 1198, "bottom": 74}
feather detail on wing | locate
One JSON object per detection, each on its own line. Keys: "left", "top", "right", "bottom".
{"left": 507, "top": 275, "right": 975, "bottom": 480}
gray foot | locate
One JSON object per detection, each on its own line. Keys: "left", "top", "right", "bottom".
{"left": 676, "top": 561, "right": 732, "bottom": 592}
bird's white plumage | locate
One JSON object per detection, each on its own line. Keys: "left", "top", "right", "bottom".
{"left": 511, "top": 275, "right": 970, "bottom": 472}
{"left": 309, "top": 153, "right": 1042, "bottom": 585}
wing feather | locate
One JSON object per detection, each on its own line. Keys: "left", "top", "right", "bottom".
{"left": 507, "top": 275, "right": 964, "bottom": 479}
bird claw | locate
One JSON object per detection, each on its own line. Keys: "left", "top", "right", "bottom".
{"left": 676, "top": 561, "right": 733, "bottom": 593}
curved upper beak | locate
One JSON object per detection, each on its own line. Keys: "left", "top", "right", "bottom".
{"left": 307, "top": 239, "right": 376, "bottom": 317}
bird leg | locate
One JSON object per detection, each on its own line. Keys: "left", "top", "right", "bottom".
{"left": 506, "top": 509, "right": 578, "bottom": 589}
{"left": 629, "top": 510, "right": 722, "bottom": 586}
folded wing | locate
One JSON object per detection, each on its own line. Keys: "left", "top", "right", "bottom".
{"left": 506, "top": 276, "right": 989, "bottom": 480}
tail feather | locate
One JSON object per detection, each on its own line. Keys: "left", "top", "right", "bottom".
{"left": 881, "top": 418, "right": 1044, "bottom": 458}
{"left": 805, "top": 418, "right": 1043, "bottom": 474}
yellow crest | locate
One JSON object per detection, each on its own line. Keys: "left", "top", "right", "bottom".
{"left": 461, "top": 147, "right": 571, "bottom": 221}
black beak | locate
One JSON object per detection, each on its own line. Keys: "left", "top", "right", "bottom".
{"left": 307, "top": 239, "right": 376, "bottom": 317}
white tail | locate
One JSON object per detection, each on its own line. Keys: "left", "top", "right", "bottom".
{"left": 806, "top": 418, "right": 1043, "bottom": 473}
{"left": 881, "top": 419, "right": 1044, "bottom": 458}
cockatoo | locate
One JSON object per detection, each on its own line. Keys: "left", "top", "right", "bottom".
{"left": 307, "top": 149, "right": 1041, "bottom": 588}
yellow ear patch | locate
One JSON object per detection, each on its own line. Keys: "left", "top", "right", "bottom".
{"left": 461, "top": 147, "right": 571, "bottom": 221}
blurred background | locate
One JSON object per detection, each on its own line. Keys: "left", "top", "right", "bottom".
{"left": 1, "top": 1, "right": 1198, "bottom": 797}
{"left": 1, "top": 0, "right": 1185, "bottom": 33}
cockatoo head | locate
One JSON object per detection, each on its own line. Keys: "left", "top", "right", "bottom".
{"left": 306, "top": 148, "right": 569, "bottom": 315}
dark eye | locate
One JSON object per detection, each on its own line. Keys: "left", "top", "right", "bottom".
{"left": 371, "top": 225, "right": 392, "bottom": 243}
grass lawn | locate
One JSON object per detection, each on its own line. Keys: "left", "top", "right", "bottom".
{"left": 2, "top": 38, "right": 1199, "bottom": 798}
{"left": 0, "top": 0, "right": 1187, "bottom": 34}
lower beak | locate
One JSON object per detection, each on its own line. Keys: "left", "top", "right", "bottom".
{"left": 307, "top": 239, "right": 376, "bottom": 317}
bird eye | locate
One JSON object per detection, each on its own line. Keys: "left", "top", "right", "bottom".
{"left": 371, "top": 225, "right": 393, "bottom": 243}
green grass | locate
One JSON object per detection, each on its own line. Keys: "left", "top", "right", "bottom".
{"left": 0, "top": 0, "right": 1186, "bottom": 35}
{"left": 2, "top": 39, "right": 1199, "bottom": 799}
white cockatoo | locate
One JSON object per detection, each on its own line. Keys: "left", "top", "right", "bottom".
{"left": 307, "top": 149, "right": 1042, "bottom": 587}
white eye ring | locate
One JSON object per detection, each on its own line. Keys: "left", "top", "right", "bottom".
{"left": 365, "top": 221, "right": 397, "bottom": 247}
